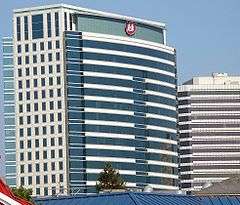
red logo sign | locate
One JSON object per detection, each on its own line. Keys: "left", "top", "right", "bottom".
{"left": 125, "top": 21, "right": 136, "bottom": 36}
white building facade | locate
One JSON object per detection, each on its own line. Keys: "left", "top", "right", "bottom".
{"left": 178, "top": 73, "right": 240, "bottom": 192}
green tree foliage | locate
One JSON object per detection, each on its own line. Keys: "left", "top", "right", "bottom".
{"left": 12, "top": 186, "right": 33, "bottom": 203}
{"left": 96, "top": 162, "right": 126, "bottom": 192}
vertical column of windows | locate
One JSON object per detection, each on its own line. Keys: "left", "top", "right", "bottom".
{"left": 69, "top": 13, "right": 73, "bottom": 30}
{"left": 64, "top": 12, "right": 67, "bottom": 31}
{"left": 17, "top": 17, "right": 21, "bottom": 41}
{"left": 47, "top": 13, "right": 52, "bottom": 38}
{"left": 24, "top": 16, "right": 29, "bottom": 40}
{"left": 32, "top": 14, "right": 43, "bottom": 39}
{"left": 55, "top": 12, "right": 59, "bottom": 37}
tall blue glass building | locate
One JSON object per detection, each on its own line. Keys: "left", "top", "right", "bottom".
{"left": 4, "top": 4, "right": 177, "bottom": 196}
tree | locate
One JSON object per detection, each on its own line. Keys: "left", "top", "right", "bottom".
{"left": 96, "top": 162, "right": 126, "bottom": 192}
{"left": 12, "top": 186, "right": 33, "bottom": 203}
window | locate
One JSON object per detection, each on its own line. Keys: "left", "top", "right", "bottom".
{"left": 34, "top": 103, "right": 38, "bottom": 111}
{"left": 51, "top": 162, "right": 55, "bottom": 170}
{"left": 28, "top": 176, "right": 32, "bottom": 185}
{"left": 33, "top": 67, "right": 37, "bottom": 75}
{"left": 70, "top": 13, "right": 73, "bottom": 30}
{"left": 58, "top": 113, "right": 62, "bottom": 121}
{"left": 20, "top": 165, "right": 24, "bottom": 173}
{"left": 56, "top": 52, "right": 60, "bottom": 61}
{"left": 32, "top": 43, "right": 37, "bottom": 51}
{"left": 25, "top": 44, "right": 29, "bottom": 52}
{"left": 42, "top": 90, "right": 46, "bottom": 99}
{"left": 52, "top": 175, "right": 56, "bottom": 183}
{"left": 36, "top": 188, "right": 40, "bottom": 195}
{"left": 47, "top": 13, "right": 51, "bottom": 37}
{"left": 55, "top": 12, "right": 59, "bottom": 36}
{"left": 64, "top": 12, "right": 67, "bottom": 30}
{"left": 35, "top": 139, "right": 39, "bottom": 147}
{"left": 40, "top": 42, "right": 44, "bottom": 50}
{"left": 59, "top": 174, "right": 63, "bottom": 182}
{"left": 58, "top": 137, "right": 62, "bottom": 146}
{"left": 35, "top": 127, "right": 39, "bottom": 135}
{"left": 48, "top": 41, "right": 52, "bottom": 50}
{"left": 26, "top": 91, "right": 30, "bottom": 100}
{"left": 24, "top": 16, "right": 29, "bottom": 40}
{"left": 28, "top": 164, "right": 32, "bottom": 172}
{"left": 27, "top": 128, "right": 31, "bottom": 136}
{"left": 50, "top": 101, "right": 54, "bottom": 110}
{"left": 34, "top": 91, "right": 38, "bottom": 99}
{"left": 17, "top": 17, "right": 21, "bottom": 41}
{"left": 36, "top": 163, "right": 40, "bottom": 172}
{"left": 19, "top": 116, "right": 23, "bottom": 125}
{"left": 57, "top": 101, "right": 62, "bottom": 109}
{"left": 26, "top": 104, "right": 31, "bottom": 112}
{"left": 33, "top": 55, "right": 37, "bottom": 63}
{"left": 34, "top": 115, "right": 39, "bottom": 123}
{"left": 57, "top": 77, "right": 61, "bottom": 85}
{"left": 19, "top": 92, "right": 23, "bottom": 101}
{"left": 48, "top": 53, "right": 52, "bottom": 62}
{"left": 56, "top": 40, "right": 60, "bottom": 49}
{"left": 50, "top": 126, "right": 54, "bottom": 134}
{"left": 25, "top": 67, "right": 30, "bottom": 76}
{"left": 32, "top": 14, "right": 43, "bottom": 39}
{"left": 44, "top": 175, "right": 48, "bottom": 184}
{"left": 43, "top": 150, "right": 47, "bottom": 159}
{"left": 57, "top": 89, "right": 61, "bottom": 97}
{"left": 59, "top": 149, "right": 63, "bottom": 158}
{"left": 27, "top": 116, "right": 31, "bottom": 124}
{"left": 58, "top": 125, "right": 62, "bottom": 133}
{"left": 20, "top": 153, "right": 24, "bottom": 161}
{"left": 26, "top": 80, "right": 30, "bottom": 88}
{"left": 18, "top": 69, "right": 22, "bottom": 77}
{"left": 44, "top": 163, "right": 48, "bottom": 171}
{"left": 43, "top": 126, "right": 47, "bottom": 135}
{"left": 35, "top": 151, "right": 39, "bottom": 160}
{"left": 56, "top": 64, "right": 60, "bottom": 73}
{"left": 36, "top": 176, "right": 40, "bottom": 184}
{"left": 43, "top": 138, "right": 47, "bottom": 146}
{"left": 44, "top": 187, "right": 48, "bottom": 196}
{"left": 59, "top": 161, "right": 63, "bottom": 170}
{"left": 17, "top": 45, "right": 21, "bottom": 53}
{"left": 52, "top": 187, "right": 56, "bottom": 195}
{"left": 51, "top": 150, "right": 55, "bottom": 158}
{"left": 20, "top": 177, "right": 24, "bottom": 186}
{"left": 20, "top": 128, "right": 24, "bottom": 137}
{"left": 20, "top": 141, "right": 24, "bottom": 149}
{"left": 49, "top": 65, "right": 53, "bottom": 74}
{"left": 41, "top": 66, "right": 45, "bottom": 74}
{"left": 50, "top": 113, "right": 54, "bottom": 122}
{"left": 19, "top": 104, "right": 23, "bottom": 113}
{"left": 27, "top": 152, "right": 32, "bottom": 160}
{"left": 25, "top": 56, "right": 29, "bottom": 64}
{"left": 27, "top": 140, "right": 31, "bottom": 148}
{"left": 18, "top": 80, "right": 22, "bottom": 89}
{"left": 42, "top": 114, "right": 46, "bottom": 123}
{"left": 51, "top": 138, "right": 55, "bottom": 146}
{"left": 41, "top": 54, "right": 45, "bottom": 62}
{"left": 41, "top": 78, "right": 45, "bottom": 86}
{"left": 18, "top": 56, "right": 22, "bottom": 65}
{"left": 42, "top": 102, "right": 46, "bottom": 111}
{"left": 49, "top": 77, "right": 53, "bottom": 85}
{"left": 49, "top": 89, "right": 54, "bottom": 98}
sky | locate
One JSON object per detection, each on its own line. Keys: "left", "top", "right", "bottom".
{"left": 0, "top": 0, "right": 240, "bottom": 176}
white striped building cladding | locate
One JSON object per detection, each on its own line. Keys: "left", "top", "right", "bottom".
{"left": 9, "top": 4, "right": 178, "bottom": 195}
{"left": 178, "top": 73, "right": 240, "bottom": 193}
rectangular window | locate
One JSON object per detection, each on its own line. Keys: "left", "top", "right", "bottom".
{"left": 20, "top": 165, "right": 24, "bottom": 173}
{"left": 25, "top": 67, "right": 30, "bottom": 76}
{"left": 20, "top": 141, "right": 24, "bottom": 149}
{"left": 35, "top": 139, "right": 39, "bottom": 147}
{"left": 27, "top": 152, "right": 32, "bottom": 160}
{"left": 56, "top": 52, "right": 60, "bottom": 61}
{"left": 51, "top": 150, "right": 55, "bottom": 158}
{"left": 20, "top": 128, "right": 24, "bottom": 137}
{"left": 56, "top": 64, "right": 60, "bottom": 72}
{"left": 27, "top": 140, "right": 31, "bottom": 148}
{"left": 43, "top": 150, "right": 47, "bottom": 159}
{"left": 26, "top": 80, "right": 30, "bottom": 88}
{"left": 17, "top": 45, "right": 21, "bottom": 53}
{"left": 35, "top": 115, "right": 39, "bottom": 123}
{"left": 34, "top": 91, "right": 38, "bottom": 99}
{"left": 56, "top": 40, "right": 60, "bottom": 49}
{"left": 58, "top": 137, "right": 62, "bottom": 146}
{"left": 36, "top": 176, "right": 40, "bottom": 184}
{"left": 49, "top": 89, "right": 54, "bottom": 98}
{"left": 19, "top": 104, "right": 23, "bottom": 113}
{"left": 19, "top": 117, "right": 23, "bottom": 125}
{"left": 70, "top": 13, "right": 73, "bottom": 30}
{"left": 55, "top": 12, "right": 59, "bottom": 36}
{"left": 41, "top": 78, "right": 45, "bottom": 86}
{"left": 26, "top": 104, "right": 31, "bottom": 112}
{"left": 20, "top": 177, "right": 24, "bottom": 186}
{"left": 42, "top": 90, "right": 46, "bottom": 99}
{"left": 28, "top": 176, "right": 32, "bottom": 185}
{"left": 43, "top": 126, "right": 47, "bottom": 135}
{"left": 18, "top": 57, "right": 22, "bottom": 65}
{"left": 24, "top": 16, "right": 29, "bottom": 40}
{"left": 28, "top": 164, "right": 32, "bottom": 172}
{"left": 49, "top": 65, "right": 53, "bottom": 74}
{"left": 44, "top": 162, "right": 48, "bottom": 171}
{"left": 51, "top": 138, "right": 55, "bottom": 146}
{"left": 42, "top": 114, "right": 46, "bottom": 122}
{"left": 35, "top": 151, "right": 39, "bottom": 160}
{"left": 32, "top": 14, "right": 43, "bottom": 39}
{"left": 25, "top": 44, "right": 29, "bottom": 52}
{"left": 40, "top": 42, "right": 44, "bottom": 50}
{"left": 25, "top": 56, "right": 29, "bottom": 64}
{"left": 41, "top": 66, "right": 45, "bottom": 74}
{"left": 33, "top": 55, "right": 37, "bottom": 63}
{"left": 59, "top": 149, "right": 63, "bottom": 158}
{"left": 33, "top": 67, "right": 37, "bottom": 75}
{"left": 59, "top": 161, "right": 63, "bottom": 170}
{"left": 64, "top": 12, "right": 67, "bottom": 30}
{"left": 41, "top": 54, "right": 45, "bottom": 62}
{"left": 51, "top": 162, "right": 55, "bottom": 170}
{"left": 52, "top": 175, "right": 56, "bottom": 183}
{"left": 48, "top": 41, "right": 52, "bottom": 49}
{"left": 36, "top": 188, "right": 40, "bottom": 195}
{"left": 32, "top": 43, "right": 37, "bottom": 51}
{"left": 47, "top": 13, "right": 52, "bottom": 37}
{"left": 48, "top": 53, "right": 52, "bottom": 62}
{"left": 35, "top": 127, "right": 39, "bottom": 135}
{"left": 42, "top": 102, "right": 46, "bottom": 111}
{"left": 36, "top": 163, "right": 40, "bottom": 172}
{"left": 17, "top": 17, "right": 21, "bottom": 41}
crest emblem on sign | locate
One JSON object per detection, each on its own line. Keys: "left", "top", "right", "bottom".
{"left": 125, "top": 21, "right": 136, "bottom": 36}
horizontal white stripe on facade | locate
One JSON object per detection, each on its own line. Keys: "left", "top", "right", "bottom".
{"left": 192, "top": 136, "right": 240, "bottom": 141}
{"left": 181, "top": 180, "right": 194, "bottom": 183}
{"left": 146, "top": 101, "right": 176, "bottom": 111}
{"left": 148, "top": 172, "right": 178, "bottom": 179}
{"left": 145, "top": 90, "right": 176, "bottom": 100}
{"left": 83, "top": 60, "right": 175, "bottom": 77}
{"left": 85, "top": 132, "right": 135, "bottom": 139}
{"left": 179, "top": 146, "right": 192, "bottom": 150}
{"left": 191, "top": 111, "right": 240, "bottom": 115}
{"left": 86, "top": 181, "right": 136, "bottom": 187}
{"left": 85, "top": 144, "right": 135, "bottom": 151}
{"left": 82, "top": 32, "right": 175, "bottom": 54}
{"left": 146, "top": 113, "right": 176, "bottom": 122}
{"left": 82, "top": 47, "right": 175, "bottom": 66}
{"left": 193, "top": 177, "right": 229, "bottom": 182}
{"left": 180, "top": 163, "right": 193, "bottom": 166}
{"left": 84, "top": 95, "right": 134, "bottom": 104}
{"left": 178, "top": 105, "right": 191, "bottom": 109}
{"left": 147, "top": 160, "right": 178, "bottom": 168}
{"left": 180, "top": 171, "right": 194, "bottom": 175}
{"left": 146, "top": 137, "right": 177, "bottom": 145}
{"left": 148, "top": 184, "right": 178, "bottom": 190}
{"left": 177, "top": 96, "right": 191, "bottom": 101}
{"left": 193, "top": 160, "right": 240, "bottom": 165}
{"left": 191, "top": 103, "right": 240, "bottom": 106}
{"left": 192, "top": 119, "right": 240, "bottom": 123}
{"left": 86, "top": 169, "right": 136, "bottom": 175}
{"left": 83, "top": 71, "right": 133, "bottom": 80}
{"left": 145, "top": 78, "right": 175, "bottom": 88}
{"left": 193, "top": 152, "right": 240, "bottom": 156}
{"left": 147, "top": 148, "right": 178, "bottom": 156}
{"left": 85, "top": 156, "right": 135, "bottom": 163}
{"left": 192, "top": 144, "right": 240, "bottom": 148}
{"left": 180, "top": 154, "right": 192, "bottom": 158}
{"left": 83, "top": 83, "right": 133, "bottom": 92}
{"left": 146, "top": 125, "right": 176, "bottom": 134}
{"left": 192, "top": 128, "right": 240, "bottom": 131}
{"left": 84, "top": 107, "right": 134, "bottom": 115}
{"left": 194, "top": 169, "right": 240, "bottom": 173}
{"left": 84, "top": 120, "right": 134, "bottom": 127}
